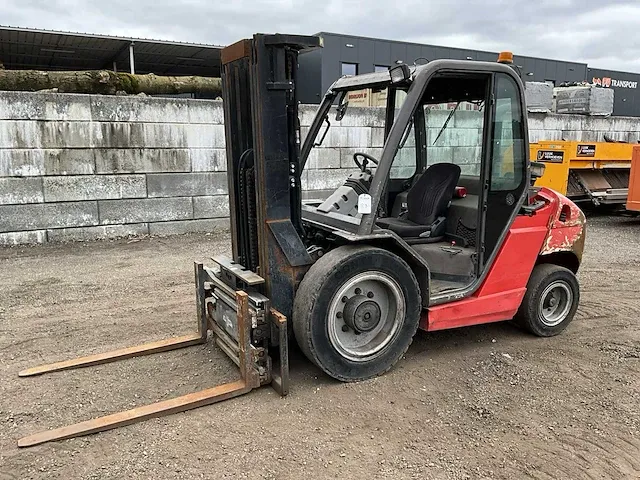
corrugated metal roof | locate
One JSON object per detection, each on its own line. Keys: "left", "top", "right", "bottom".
{"left": 0, "top": 25, "right": 222, "bottom": 77}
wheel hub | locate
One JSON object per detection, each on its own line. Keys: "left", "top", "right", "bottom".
{"left": 539, "top": 281, "right": 573, "bottom": 327}
{"left": 343, "top": 295, "right": 381, "bottom": 333}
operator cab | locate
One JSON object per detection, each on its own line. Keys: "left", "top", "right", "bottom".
{"left": 300, "top": 58, "right": 529, "bottom": 303}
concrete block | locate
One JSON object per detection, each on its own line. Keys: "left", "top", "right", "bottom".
{"left": 95, "top": 148, "right": 190, "bottom": 173}
{"left": 393, "top": 148, "right": 417, "bottom": 168}
{"left": 299, "top": 105, "right": 319, "bottom": 127}
{"left": 0, "top": 149, "right": 44, "bottom": 176}
{"left": 0, "top": 230, "right": 47, "bottom": 246}
{"left": 0, "top": 121, "right": 93, "bottom": 148}
{"left": 324, "top": 127, "right": 371, "bottom": 148}
{"left": 149, "top": 218, "right": 230, "bottom": 236}
{"left": 538, "top": 130, "right": 563, "bottom": 141}
{"left": 0, "top": 92, "right": 91, "bottom": 121}
{"left": 460, "top": 164, "right": 480, "bottom": 176}
{"left": 453, "top": 146, "right": 481, "bottom": 165}
{"left": 44, "top": 175, "right": 146, "bottom": 202}
{"left": 581, "top": 116, "right": 613, "bottom": 132}
{"left": 0, "top": 201, "right": 98, "bottom": 233}
{"left": 305, "top": 169, "right": 357, "bottom": 191}
{"left": 45, "top": 149, "right": 96, "bottom": 175}
{"left": 525, "top": 82, "right": 553, "bottom": 112}
{"left": 193, "top": 195, "right": 230, "bottom": 219}
{"left": 305, "top": 147, "right": 341, "bottom": 169}
{"left": 427, "top": 147, "right": 454, "bottom": 165}
{"left": 188, "top": 100, "right": 224, "bottom": 124}
{"left": 609, "top": 116, "right": 640, "bottom": 133}
{"left": 90, "top": 96, "right": 190, "bottom": 123}
{"left": 0, "top": 177, "right": 44, "bottom": 205}
{"left": 300, "top": 126, "right": 312, "bottom": 144}
{"left": 453, "top": 110, "right": 484, "bottom": 128}
{"left": 99, "top": 197, "right": 192, "bottom": 224}
{"left": 561, "top": 130, "right": 583, "bottom": 141}
{"left": 390, "top": 166, "right": 416, "bottom": 179}
{"left": 425, "top": 109, "right": 451, "bottom": 129}
{"left": 339, "top": 147, "right": 383, "bottom": 168}
{"left": 335, "top": 107, "right": 386, "bottom": 127}
{"left": 147, "top": 172, "right": 227, "bottom": 197}
{"left": 601, "top": 131, "right": 629, "bottom": 142}
{"left": 190, "top": 148, "right": 227, "bottom": 172}
{"left": 186, "top": 124, "right": 226, "bottom": 148}
{"left": 527, "top": 114, "right": 545, "bottom": 131}
{"left": 371, "top": 128, "right": 386, "bottom": 147}
{"left": 1, "top": 149, "right": 96, "bottom": 176}
{"left": 543, "top": 114, "right": 583, "bottom": 132}
{"left": 429, "top": 128, "right": 481, "bottom": 147}
{"left": 91, "top": 122, "right": 188, "bottom": 148}
{"left": 528, "top": 129, "right": 545, "bottom": 143}
{"left": 580, "top": 131, "right": 600, "bottom": 142}
{"left": 47, "top": 223, "right": 149, "bottom": 242}
{"left": 302, "top": 189, "right": 334, "bottom": 201}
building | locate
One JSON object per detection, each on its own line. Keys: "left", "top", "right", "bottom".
{"left": 0, "top": 26, "right": 222, "bottom": 79}
{"left": 3, "top": 27, "right": 640, "bottom": 115}
{"left": 298, "top": 32, "right": 640, "bottom": 117}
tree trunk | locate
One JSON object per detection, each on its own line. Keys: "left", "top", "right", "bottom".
{"left": 0, "top": 70, "right": 222, "bottom": 96}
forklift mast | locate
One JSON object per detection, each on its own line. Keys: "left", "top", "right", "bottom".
{"left": 220, "top": 34, "right": 321, "bottom": 319}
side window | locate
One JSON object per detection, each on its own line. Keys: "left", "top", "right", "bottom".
{"left": 390, "top": 121, "right": 416, "bottom": 179}
{"left": 424, "top": 101, "right": 485, "bottom": 176}
{"left": 491, "top": 73, "right": 525, "bottom": 191}
{"left": 390, "top": 90, "right": 415, "bottom": 180}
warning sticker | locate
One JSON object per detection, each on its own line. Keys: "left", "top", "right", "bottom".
{"left": 577, "top": 144, "right": 596, "bottom": 157}
{"left": 536, "top": 150, "right": 564, "bottom": 163}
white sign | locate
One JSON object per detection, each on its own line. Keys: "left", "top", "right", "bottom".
{"left": 358, "top": 194, "right": 372, "bottom": 214}
{"left": 593, "top": 77, "right": 637, "bottom": 89}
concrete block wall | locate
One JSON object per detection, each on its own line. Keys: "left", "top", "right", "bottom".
{"left": 2, "top": 91, "right": 640, "bottom": 245}
{"left": 528, "top": 113, "right": 640, "bottom": 143}
{"left": 0, "top": 92, "right": 229, "bottom": 245}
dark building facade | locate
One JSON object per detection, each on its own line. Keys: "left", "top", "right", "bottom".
{"left": 587, "top": 67, "right": 640, "bottom": 117}
{"left": 299, "top": 32, "right": 640, "bottom": 116}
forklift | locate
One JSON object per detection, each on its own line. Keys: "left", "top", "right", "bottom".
{"left": 17, "top": 35, "right": 586, "bottom": 447}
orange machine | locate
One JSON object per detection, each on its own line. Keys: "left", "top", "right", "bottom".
{"left": 626, "top": 146, "right": 640, "bottom": 211}
{"left": 531, "top": 140, "right": 634, "bottom": 206}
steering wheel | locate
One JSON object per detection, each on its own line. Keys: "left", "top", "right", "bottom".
{"left": 353, "top": 152, "right": 379, "bottom": 172}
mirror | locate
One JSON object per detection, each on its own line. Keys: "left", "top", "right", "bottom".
{"left": 336, "top": 91, "right": 348, "bottom": 121}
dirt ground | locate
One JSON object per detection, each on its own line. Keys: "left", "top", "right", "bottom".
{"left": 1, "top": 215, "right": 639, "bottom": 480}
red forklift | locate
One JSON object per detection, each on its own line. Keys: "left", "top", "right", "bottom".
{"left": 18, "top": 35, "right": 586, "bottom": 446}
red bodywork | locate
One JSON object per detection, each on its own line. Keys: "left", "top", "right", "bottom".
{"left": 421, "top": 187, "right": 586, "bottom": 331}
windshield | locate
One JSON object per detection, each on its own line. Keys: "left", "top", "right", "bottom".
{"left": 300, "top": 84, "right": 409, "bottom": 202}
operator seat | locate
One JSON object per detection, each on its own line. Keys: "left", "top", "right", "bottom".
{"left": 376, "top": 163, "right": 461, "bottom": 242}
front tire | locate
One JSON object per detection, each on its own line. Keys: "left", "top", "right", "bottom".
{"left": 515, "top": 264, "right": 580, "bottom": 337}
{"left": 293, "top": 245, "right": 421, "bottom": 382}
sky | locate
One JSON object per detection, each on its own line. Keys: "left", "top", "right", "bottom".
{"left": 3, "top": 0, "right": 640, "bottom": 73}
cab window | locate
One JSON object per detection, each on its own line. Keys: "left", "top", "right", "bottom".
{"left": 425, "top": 100, "right": 485, "bottom": 176}
{"left": 490, "top": 73, "right": 526, "bottom": 191}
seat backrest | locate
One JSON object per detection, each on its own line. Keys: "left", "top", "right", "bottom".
{"left": 406, "top": 163, "right": 461, "bottom": 225}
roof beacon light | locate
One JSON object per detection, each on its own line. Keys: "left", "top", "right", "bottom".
{"left": 497, "top": 51, "right": 514, "bottom": 64}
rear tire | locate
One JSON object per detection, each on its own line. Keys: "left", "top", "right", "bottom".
{"left": 515, "top": 264, "right": 580, "bottom": 337}
{"left": 293, "top": 245, "right": 421, "bottom": 382}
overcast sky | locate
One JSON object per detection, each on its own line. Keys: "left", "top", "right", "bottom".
{"left": 3, "top": 0, "right": 640, "bottom": 73}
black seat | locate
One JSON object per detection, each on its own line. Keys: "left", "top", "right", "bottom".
{"left": 377, "top": 163, "right": 461, "bottom": 240}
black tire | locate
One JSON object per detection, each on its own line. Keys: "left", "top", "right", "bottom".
{"left": 515, "top": 264, "right": 580, "bottom": 337}
{"left": 293, "top": 245, "right": 421, "bottom": 382}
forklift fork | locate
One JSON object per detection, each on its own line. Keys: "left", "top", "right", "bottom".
{"left": 18, "top": 260, "right": 288, "bottom": 448}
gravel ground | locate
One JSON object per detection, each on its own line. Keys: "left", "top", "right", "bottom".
{"left": 1, "top": 215, "right": 639, "bottom": 479}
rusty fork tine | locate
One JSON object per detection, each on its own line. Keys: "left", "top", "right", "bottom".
{"left": 19, "top": 333, "right": 206, "bottom": 377}
{"left": 18, "top": 379, "right": 250, "bottom": 448}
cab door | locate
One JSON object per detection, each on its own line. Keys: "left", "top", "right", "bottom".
{"left": 482, "top": 72, "right": 528, "bottom": 264}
